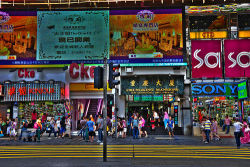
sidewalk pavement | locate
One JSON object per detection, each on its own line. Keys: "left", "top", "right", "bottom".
{"left": 0, "top": 135, "right": 250, "bottom": 148}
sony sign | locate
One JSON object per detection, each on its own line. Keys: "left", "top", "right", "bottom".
{"left": 192, "top": 83, "right": 238, "bottom": 97}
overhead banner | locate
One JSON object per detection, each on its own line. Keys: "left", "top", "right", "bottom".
{"left": 0, "top": 11, "right": 37, "bottom": 61}
{"left": 37, "top": 11, "right": 109, "bottom": 60}
{"left": 224, "top": 39, "right": 250, "bottom": 78}
{"left": 121, "top": 76, "right": 184, "bottom": 95}
{"left": 192, "top": 82, "right": 238, "bottom": 97}
{"left": 191, "top": 40, "right": 222, "bottom": 78}
{"left": 110, "top": 9, "right": 185, "bottom": 65}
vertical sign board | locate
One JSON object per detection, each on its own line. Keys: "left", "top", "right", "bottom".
{"left": 191, "top": 40, "right": 222, "bottom": 78}
{"left": 238, "top": 80, "right": 248, "bottom": 99}
{"left": 37, "top": 11, "right": 109, "bottom": 61}
{"left": 224, "top": 39, "right": 250, "bottom": 78}
{"left": 174, "top": 105, "right": 178, "bottom": 125}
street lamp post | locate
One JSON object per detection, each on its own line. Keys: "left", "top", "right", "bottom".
{"left": 103, "top": 57, "right": 108, "bottom": 162}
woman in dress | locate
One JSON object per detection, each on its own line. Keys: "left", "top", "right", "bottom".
{"left": 240, "top": 119, "right": 250, "bottom": 144}
{"left": 211, "top": 118, "right": 220, "bottom": 140}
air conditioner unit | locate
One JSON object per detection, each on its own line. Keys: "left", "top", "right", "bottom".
{"left": 125, "top": 67, "right": 133, "bottom": 73}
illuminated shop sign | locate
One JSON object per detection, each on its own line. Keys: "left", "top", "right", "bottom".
{"left": 4, "top": 81, "right": 62, "bottom": 101}
{"left": 192, "top": 83, "right": 238, "bottom": 97}
{"left": 69, "top": 63, "right": 96, "bottom": 79}
{"left": 238, "top": 81, "right": 248, "bottom": 99}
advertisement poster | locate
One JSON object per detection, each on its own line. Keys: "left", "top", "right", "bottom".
{"left": 238, "top": 80, "right": 248, "bottom": 99}
{"left": 37, "top": 11, "right": 109, "bottom": 61}
{"left": 0, "top": 11, "right": 37, "bottom": 61}
{"left": 224, "top": 39, "right": 250, "bottom": 78}
{"left": 110, "top": 9, "right": 184, "bottom": 65}
{"left": 191, "top": 40, "right": 222, "bottom": 78}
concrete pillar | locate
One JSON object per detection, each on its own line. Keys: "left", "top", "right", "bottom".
{"left": 183, "top": 83, "right": 192, "bottom": 135}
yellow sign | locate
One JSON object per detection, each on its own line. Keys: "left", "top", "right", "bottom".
{"left": 70, "top": 83, "right": 111, "bottom": 92}
{"left": 239, "top": 30, "right": 250, "bottom": 38}
{"left": 190, "top": 31, "right": 227, "bottom": 39}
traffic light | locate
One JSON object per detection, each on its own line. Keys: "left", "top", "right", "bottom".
{"left": 107, "top": 94, "right": 114, "bottom": 106}
{"left": 94, "top": 66, "right": 103, "bottom": 89}
{"left": 108, "top": 62, "right": 120, "bottom": 89}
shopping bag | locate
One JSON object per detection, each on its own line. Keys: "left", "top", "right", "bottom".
{"left": 0, "top": 128, "right": 4, "bottom": 137}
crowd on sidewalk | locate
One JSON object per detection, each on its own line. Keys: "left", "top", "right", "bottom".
{"left": 199, "top": 113, "right": 250, "bottom": 148}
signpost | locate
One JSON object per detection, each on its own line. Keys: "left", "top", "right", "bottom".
{"left": 103, "top": 57, "right": 107, "bottom": 162}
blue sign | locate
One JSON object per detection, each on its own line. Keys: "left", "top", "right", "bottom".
{"left": 192, "top": 83, "right": 238, "bottom": 97}
{"left": 37, "top": 11, "right": 109, "bottom": 61}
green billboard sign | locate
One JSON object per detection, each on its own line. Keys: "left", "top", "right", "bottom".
{"left": 238, "top": 81, "right": 248, "bottom": 99}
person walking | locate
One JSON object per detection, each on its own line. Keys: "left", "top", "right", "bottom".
{"left": 163, "top": 111, "right": 169, "bottom": 130}
{"left": 9, "top": 119, "right": 17, "bottom": 141}
{"left": 80, "top": 117, "right": 87, "bottom": 140}
{"left": 167, "top": 116, "right": 175, "bottom": 137}
{"left": 131, "top": 116, "right": 139, "bottom": 139}
{"left": 122, "top": 118, "right": 127, "bottom": 138}
{"left": 233, "top": 118, "right": 243, "bottom": 149}
{"left": 211, "top": 118, "right": 220, "bottom": 141}
{"left": 60, "top": 116, "right": 66, "bottom": 138}
{"left": 34, "top": 119, "right": 42, "bottom": 142}
{"left": 224, "top": 115, "right": 231, "bottom": 134}
{"left": 97, "top": 115, "right": 104, "bottom": 143}
{"left": 65, "top": 115, "right": 72, "bottom": 139}
{"left": 19, "top": 117, "right": 28, "bottom": 141}
{"left": 240, "top": 119, "right": 250, "bottom": 144}
{"left": 56, "top": 117, "right": 61, "bottom": 138}
{"left": 48, "top": 117, "right": 56, "bottom": 138}
{"left": 140, "top": 116, "right": 147, "bottom": 138}
{"left": 6, "top": 119, "right": 12, "bottom": 137}
{"left": 204, "top": 117, "right": 212, "bottom": 144}
{"left": 31, "top": 111, "right": 37, "bottom": 126}
{"left": 86, "top": 117, "right": 95, "bottom": 143}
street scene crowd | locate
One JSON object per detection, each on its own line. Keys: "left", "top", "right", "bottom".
{"left": 0, "top": 111, "right": 250, "bottom": 149}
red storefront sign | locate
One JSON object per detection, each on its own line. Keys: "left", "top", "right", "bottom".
{"left": 8, "top": 87, "right": 55, "bottom": 96}
{"left": 18, "top": 69, "right": 35, "bottom": 78}
{"left": 69, "top": 63, "right": 96, "bottom": 79}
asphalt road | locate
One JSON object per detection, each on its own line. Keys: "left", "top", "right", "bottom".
{"left": 0, "top": 145, "right": 249, "bottom": 167}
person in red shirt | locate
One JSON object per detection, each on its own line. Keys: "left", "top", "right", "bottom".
{"left": 31, "top": 111, "right": 37, "bottom": 126}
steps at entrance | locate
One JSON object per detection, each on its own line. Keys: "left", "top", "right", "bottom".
{"left": 145, "top": 126, "right": 183, "bottom": 135}
{"left": 86, "top": 99, "right": 99, "bottom": 117}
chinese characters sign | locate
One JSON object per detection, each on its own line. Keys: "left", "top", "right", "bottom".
{"left": 4, "top": 81, "right": 62, "bottom": 101}
{"left": 0, "top": 11, "right": 37, "bottom": 61}
{"left": 110, "top": 9, "right": 184, "bottom": 64}
{"left": 238, "top": 81, "right": 248, "bottom": 99}
{"left": 191, "top": 40, "right": 222, "bottom": 78}
{"left": 121, "top": 76, "right": 184, "bottom": 95}
{"left": 224, "top": 39, "right": 250, "bottom": 78}
{"left": 37, "top": 11, "right": 109, "bottom": 60}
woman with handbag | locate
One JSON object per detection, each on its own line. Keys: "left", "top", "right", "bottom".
{"left": 9, "top": 119, "right": 17, "bottom": 141}
{"left": 233, "top": 118, "right": 243, "bottom": 149}
{"left": 240, "top": 119, "right": 250, "bottom": 144}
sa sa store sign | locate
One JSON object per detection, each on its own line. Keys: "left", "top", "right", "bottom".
{"left": 191, "top": 40, "right": 222, "bottom": 78}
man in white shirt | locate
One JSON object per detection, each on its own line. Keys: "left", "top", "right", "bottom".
{"left": 233, "top": 118, "right": 243, "bottom": 149}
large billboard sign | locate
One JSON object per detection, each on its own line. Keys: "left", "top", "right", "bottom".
{"left": 109, "top": 9, "right": 185, "bottom": 65}
{"left": 224, "top": 39, "right": 250, "bottom": 78}
{"left": 191, "top": 40, "right": 222, "bottom": 78}
{"left": 37, "top": 11, "right": 109, "bottom": 61}
{"left": 0, "top": 11, "right": 37, "bottom": 61}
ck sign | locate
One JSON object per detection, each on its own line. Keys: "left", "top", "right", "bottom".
{"left": 191, "top": 40, "right": 222, "bottom": 78}
{"left": 18, "top": 69, "right": 35, "bottom": 78}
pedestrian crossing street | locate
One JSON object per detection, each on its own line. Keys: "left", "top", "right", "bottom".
{"left": 0, "top": 145, "right": 249, "bottom": 159}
